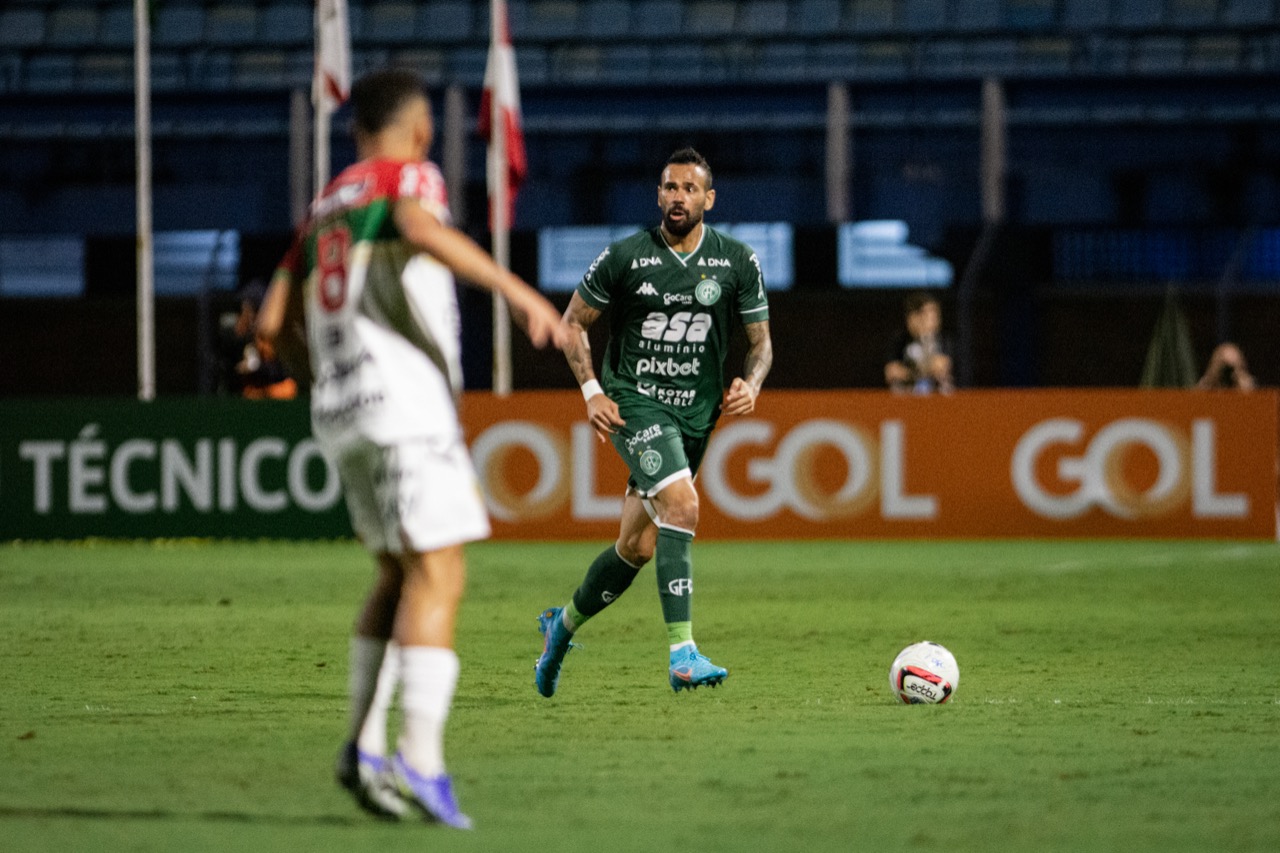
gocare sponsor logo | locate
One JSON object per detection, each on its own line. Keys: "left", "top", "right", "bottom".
{"left": 663, "top": 292, "right": 693, "bottom": 306}
{"left": 15, "top": 424, "right": 341, "bottom": 515}
{"left": 1011, "top": 417, "right": 1248, "bottom": 520}
{"left": 625, "top": 424, "right": 664, "bottom": 453}
{"left": 636, "top": 356, "right": 700, "bottom": 377}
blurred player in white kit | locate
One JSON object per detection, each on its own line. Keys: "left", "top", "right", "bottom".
{"left": 258, "top": 67, "right": 567, "bottom": 828}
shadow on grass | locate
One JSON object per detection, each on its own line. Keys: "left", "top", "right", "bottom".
{"left": 0, "top": 805, "right": 370, "bottom": 827}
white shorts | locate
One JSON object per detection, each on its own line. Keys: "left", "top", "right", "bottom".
{"left": 332, "top": 434, "right": 491, "bottom": 555}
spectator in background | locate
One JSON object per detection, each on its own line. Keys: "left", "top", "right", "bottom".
{"left": 884, "top": 291, "right": 954, "bottom": 394}
{"left": 219, "top": 279, "right": 298, "bottom": 399}
{"left": 1196, "top": 342, "right": 1256, "bottom": 391}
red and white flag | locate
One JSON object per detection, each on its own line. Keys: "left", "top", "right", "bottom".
{"left": 314, "top": 0, "right": 351, "bottom": 113}
{"left": 478, "top": 0, "right": 527, "bottom": 229}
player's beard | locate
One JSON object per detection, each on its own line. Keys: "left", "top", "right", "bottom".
{"left": 662, "top": 205, "right": 702, "bottom": 238}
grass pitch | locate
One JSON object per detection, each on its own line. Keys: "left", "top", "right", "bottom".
{"left": 2, "top": 539, "right": 1278, "bottom": 852}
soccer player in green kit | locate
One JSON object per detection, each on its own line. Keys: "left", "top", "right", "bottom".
{"left": 535, "top": 148, "right": 773, "bottom": 695}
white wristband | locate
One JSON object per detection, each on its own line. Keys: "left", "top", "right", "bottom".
{"left": 580, "top": 379, "right": 603, "bottom": 402}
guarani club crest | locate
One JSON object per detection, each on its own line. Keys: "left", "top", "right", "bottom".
{"left": 695, "top": 277, "right": 722, "bottom": 306}
{"left": 639, "top": 449, "right": 664, "bottom": 476}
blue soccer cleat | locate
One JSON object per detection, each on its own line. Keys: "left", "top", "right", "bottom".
{"left": 534, "top": 607, "right": 577, "bottom": 698}
{"left": 335, "top": 740, "right": 409, "bottom": 820}
{"left": 391, "top": 752, "right": 473, "bottom": 829}
{"left": 669, "top": 645, "right": 728, "bottom": 692}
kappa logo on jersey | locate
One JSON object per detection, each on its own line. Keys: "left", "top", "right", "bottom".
{"left": 636, "top": 282, "right": 659, "bottom": 297}
{"left": 631, "top": 257, "right": 663, "bottom": 269}
{"left": 698, "top": 257, "right": 731, "bottom": 268}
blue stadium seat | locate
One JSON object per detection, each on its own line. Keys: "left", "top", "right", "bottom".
{"left": 793, "top": 0, "right": 841, "bottom": 35}
{"left": 631, "top": 0, "right": 683, "bottom": 37}
{"left": 920, "top": 39, "right": 968, "bottom": 76}
{"left": 78, "top": 53, "right": 133, "bottom": 93}
{"left": 1223, "top": 0, "right": 1273, "bottom": 25}
{"left": 189, "top": 51, "right": 234, "bottom": 90}
{"left": 205, "top": 4, "right": 259, "bottom": 46}
{"left": 755, "top": 42, "right": 809, "bottom": 80}
{"left": 810, "top": 41, "right": 863, "bottom": 77}
{"left": 447, "top": 45, "right": 489, "bottom": 85}
{"left": 1132, "top": 35, "right": 1187, "bottom": 74}
{"left": 0, "top": 9, "right": 46, "bottom": 48}
{"left": 232, "top": 50, "right": 288, "bottom": 89}
{"left": 950, "top": 0, "right": 1001, "bottom": 31}
{"left": 259, "top": 2, "right": 312, "bottom": 47}
{"left": 98, "top": 7, "right": 135, "bottom": 47}
{"left": 25, "top": 55, "right": 76, "bottom": 93}
{"left": 46, "top": 8, "right": 100, "bottom": 47}
{"left": 552, "top": 44, "right": 606, "bottom": 84}
{"left": 516, "top": 44, "right": 550, "bottom": 84}
{"left": 1003, "top": 0, "right": 1057, "bottom": 29}
{"left": 0, "top": 54, "right": 21, "bottom": 94}
{"left": 365, "top": 2, "right": 418, "bottom": 45}
{"left": 737, "top": 1, "right": 788, "bottom": 35}
{"left": 685, "top": 1, "right": 736, "bottom": 35}
{"left": 153, "top": 4, "right": 206, "bottom": 48}
{"left": 417, "top": 1, "right": 475, "bottom": 43}
{"left": 602, "top": 44, "right": 653, "bottom": 83}
{"left": 1167, "top": 0, "right": 1222, "bottom": 27}
{"left": 1114, "top": 0, "right": 1166, "bottom": 29}
{"left": 1187, "top": 34, "right": 1241, "bottom": 72}
{"left": 388, "top": 48, "right": 447, "bottom": 85}
{"left": 582, "top": 1, "right": 632, "bottom": 38}
{"left": 1019, "top": 36, "right": 1074, "bottom": 75}
{"left": 900, "top": 0, "right": 947, "bottom": 33}
{"left": 848, "top": 0, "right": 898, "bottom": 33}
{"left": 151, "top": 52, "right": 189, "bottom": 91}
{"left": 524, "top": 1, "right": 581, "bottom": 39}
{"left": 1062, "top": 0, "right": 1110, "bottom": 28}
{"left": 967, "top": 37, "right": 1018, "bottom": 75}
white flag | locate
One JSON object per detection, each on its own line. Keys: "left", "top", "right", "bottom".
{"left": 479, "top": 0, "right": 527, "bottom": 229}
{"left": 314, "top": 0, "right": 351, "bottom": 114}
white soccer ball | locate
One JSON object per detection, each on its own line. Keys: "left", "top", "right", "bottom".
{"left": 889, "top": 641, "right": 960, "bottom": 704}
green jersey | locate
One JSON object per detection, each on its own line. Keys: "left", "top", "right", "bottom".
{"left": 577, "top": 225, "right": 770, "bottom": 436}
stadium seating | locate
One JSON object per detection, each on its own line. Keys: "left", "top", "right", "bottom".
{"left": 419, "top": 1, "right": 477, "bottom": 43}
{"left": 0, "top": 9, "right": 46, "bottom": 48}
{"left": 581, "top": 1, "right": 633, "bottom": 38}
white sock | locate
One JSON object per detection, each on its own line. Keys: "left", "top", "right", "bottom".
{"left": 397, "top": 646, "right": 459, "bottom": 778}
{"left": 356, "top": 641, "right": 399, "bottom": 757}
{"left": 347, "top": 636, "right": 388, "bottom": 747}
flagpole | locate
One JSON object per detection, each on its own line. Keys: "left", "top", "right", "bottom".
{"left": 134, "top": 0, "right": 155, "bottom": 401}
{"left": 312, "top": 7, "right": 331, "bottom": 200}
{"left": 490, "top": 0, "right": 513, "bottom": 396}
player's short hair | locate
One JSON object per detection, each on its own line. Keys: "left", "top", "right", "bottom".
{"left": 665, "top": 147, "right": 713, "bottom": 190}
{"left": 904, "top": 291, "right": 940, "bottom": 315}
{"left": 350, "top": 69, "right": 430, "bottom": 136}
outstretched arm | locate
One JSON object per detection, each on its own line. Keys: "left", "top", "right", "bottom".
{"left": 256, "top": 264, "right": 313, "bottom": 386}
{"left": 564, "top": 291, "right": 626, "bottom": 440}
{"left": 724, "top": 320, "right": 772, "bottom": 416}
{"left": 394, "top": 198, "right": 568, "bottom": 351}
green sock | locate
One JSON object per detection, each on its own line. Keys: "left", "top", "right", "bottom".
{"left": 655, "top": 526, "right": 694, "bottom": 644}
{"left": 567, "top": 545, "right": 640, "bottom": 630}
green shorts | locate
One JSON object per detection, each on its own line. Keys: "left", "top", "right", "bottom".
{"left": 610, "top": 401, "right": 711, "bottom": 497}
